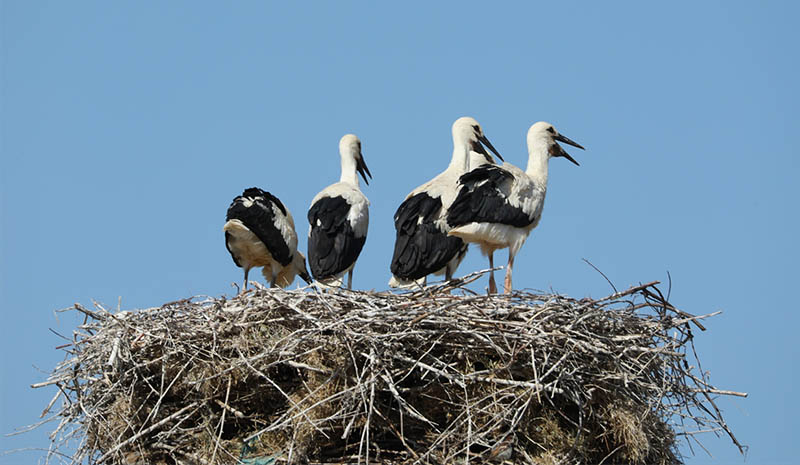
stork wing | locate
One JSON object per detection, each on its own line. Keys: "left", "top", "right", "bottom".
{"left": 390, "top": 192, "right": 465, "bottom": 280}
{"left": 447, "top": 165, "right": 534, "bottom": 228}
{"left": 226, "top": 188, "right": 293, "bottom": 266}
{"left": 307, "top": 195, "right": 367, "bottom": 279}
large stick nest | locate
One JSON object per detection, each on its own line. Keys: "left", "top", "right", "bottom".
{"left": 35, "top": 272, "right": 745, "bottom": 464}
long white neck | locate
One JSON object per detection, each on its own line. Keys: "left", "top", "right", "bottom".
{"left": 340, "top": 151, "right": 360, "bottom": 186}
{"left": 447, "top": 137, "right": 471, "bottom": 173}
{"left": 526, "top": 141, "right": 550, "bottom": 188}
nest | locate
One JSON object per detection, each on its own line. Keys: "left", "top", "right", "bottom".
{"left": 34, "top": 271, "right": 745, "bottom": 464}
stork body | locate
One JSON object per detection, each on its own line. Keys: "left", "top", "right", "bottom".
{"left": 224, "top": 187, "right": 311, "bottom": 290}
{"left": 447, "top": 122, "right": 584, "bottom": 294}
{"left": 307, "top": 134, "right": 372, "bottom": 289}
{"left": 389, "top": 117, "right": 502, "bottom": 287}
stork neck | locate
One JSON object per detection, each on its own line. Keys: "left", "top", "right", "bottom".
{"left": 447, "top": 141, "right": 471, "bottom": 173}
{"left": 526, "top": 143, "right": 550, "bottom": 187}
{"left": 340, "top": 153, "right": 360, "bottom": 186}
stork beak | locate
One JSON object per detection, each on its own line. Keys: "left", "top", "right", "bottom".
{"left": 555, "top": 133, "right": 585, "bottom": 150}
{"left": 554, "top": 133, "right": 584, "bottom": 166}
{"left": 299, "top": 263, "right": 312, "bottom": 285}
{"left": 478, "top": 134, "right": 504, "bottom": 162}
{"left": 356, "top": 154, "right": 372, "bottom": 185}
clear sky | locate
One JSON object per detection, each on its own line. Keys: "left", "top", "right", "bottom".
{"left": 2, "top": 1, "right": 797, "bottom": 463}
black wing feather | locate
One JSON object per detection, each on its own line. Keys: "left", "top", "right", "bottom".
{"left": 226, "top": 187, "right": 292, "bottom": 265}
{"left": 447, "top": 165, "right": 534, "bottom": 228}
{"left": 307, "top": 196, "right": 366, "bottom": 279}
{"left": 390, "top": 192, "right": 465, "bottom": 280}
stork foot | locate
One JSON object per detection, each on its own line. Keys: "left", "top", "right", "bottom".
{"left": 242, "top": 268, "right": 250, "bottom": 294}
{"left": 504, "top": 253, "right": 515, "bottom": 294}
{"left": 488, "top": 252, "right": 497, "bottom": 294}
{"left": 503, "top": 273, "right": 513, "bottom": 294}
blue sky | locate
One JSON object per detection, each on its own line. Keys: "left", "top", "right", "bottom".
{"left": 2, "top": 1, "right": 797, "bottom": 463}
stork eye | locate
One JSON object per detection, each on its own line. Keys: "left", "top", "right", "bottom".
{"left": 547, "top": 127, "right": 555, "bottom": 134}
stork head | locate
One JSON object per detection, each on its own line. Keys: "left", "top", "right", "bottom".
{"left": 275, "top": 251, "right": 312, "bottom": 288}
{"left": 339, "top": 134, "right": 372, "bottom": 185}
{"left": 527, "top": 121, "right": 584, "bottom": 166}
{"left": 452, "top": 116, "right": 503, "bottom": 163}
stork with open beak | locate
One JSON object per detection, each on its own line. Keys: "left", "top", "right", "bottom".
{"left": 447, "top": 121, "right": 585, "bottom": 294}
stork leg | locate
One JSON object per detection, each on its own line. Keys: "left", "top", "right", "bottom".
{"left": 243, "top": 267, "right": 250, "bottom": 292}
{"left": 504, "top": 251, "right": 516, "bottom": 294}
{"left": 347, "top": 269, "right": 353, "bottom": 290}
{"left": 488, "top": 252, "right": 497, "bottom": 294}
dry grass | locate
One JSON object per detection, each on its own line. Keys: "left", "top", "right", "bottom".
{"left": 32, "top": 270, "right": 745, "bottom": 464}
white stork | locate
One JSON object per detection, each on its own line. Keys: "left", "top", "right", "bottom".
{"left": 389, "top": 116, "right": 503, "bottom": 287}
{"left": 307, "top": 134, "right": 372, "bottom": 289}
{"left": 447, "top": 121, "right": 585, "bottom": 294}
{"left": 224, "top": 187, "right": 311, "bottom": 290}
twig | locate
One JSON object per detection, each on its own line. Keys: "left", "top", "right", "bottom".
{"left": 95, "top": 402, "right": 199, "bottom": 463}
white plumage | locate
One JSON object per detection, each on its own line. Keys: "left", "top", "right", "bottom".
{"left": 224, "top": 188, "right": 311, "bottom": 291}
{"left": 389, "top": 116, "right": 503, "bottom": 287}
{"left": 307, "top": 134, "right": 372, "bottom": 289}
{"left": 447, "top": 121, "right": 585, "bottom": 294}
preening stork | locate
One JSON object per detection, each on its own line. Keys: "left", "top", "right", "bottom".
{"left": 224, "top": 187, "right": 311, "bottom": 290}
{"left": 307, "top": 134, "right": 372, "bottom": 289}
{"left": 389, "top": 117, "right": 503, "bottom": 287}
{"left": 447, "top": 122, "right": 585, "bottom": 294}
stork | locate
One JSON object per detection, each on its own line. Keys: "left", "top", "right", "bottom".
{"left": 224, "top": 187, "right": 311, "bottom": 290}
{"left": 307, "top": 134, "right": 372, "bottom": 289}
{"left": 389, "top": 116, "right": 502, "bottom": 287}
{"left": 447, "top": 121, "right": 585, "bottom": 294}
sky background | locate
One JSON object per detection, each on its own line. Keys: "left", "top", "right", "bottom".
{"left": 2, "top": 1, "right": 798, "bottom": 463}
